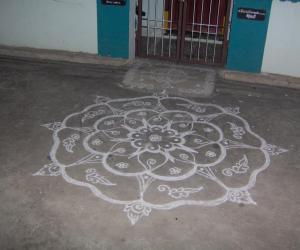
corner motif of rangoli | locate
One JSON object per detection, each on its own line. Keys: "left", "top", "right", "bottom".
{"left": 34, "top": 93, "right": 288, "bottom": 225}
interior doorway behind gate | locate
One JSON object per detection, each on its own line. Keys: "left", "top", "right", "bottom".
{"left": 136, "top": 0, "right": 231, "bottom": 65}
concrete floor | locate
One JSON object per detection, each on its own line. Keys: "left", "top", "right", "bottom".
{"left": 0, "top": 56, "right": 299, "bottom": 250}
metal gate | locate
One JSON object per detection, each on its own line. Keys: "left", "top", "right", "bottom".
{"left": 136, "top": 0, "right": 231, "bottom": 65}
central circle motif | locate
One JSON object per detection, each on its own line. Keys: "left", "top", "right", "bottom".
{"left": 149, "top": 134, "right": 162, "bottom": 142}
{"left": 127, "top": 124, "right": 185, "bottom": 155}
{"left": 83, "top": 113, "right": 225, "bottom": 182}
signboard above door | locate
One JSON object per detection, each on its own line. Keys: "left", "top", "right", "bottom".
{"left": 237, "top": 8, "right": 266, "bottom": 21}
{"left": 102, "top": 0, "right": 126, "bottom": 6}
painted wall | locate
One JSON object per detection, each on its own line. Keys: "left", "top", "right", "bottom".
{"left": 0, "top": 0, "right": 97, "bottom": 54}
{"left": 98, "top": 0, "right": 130, "bottom": 58}
{"left": 226, "top": 0, "right": 272, "bottom": 73}
{"left": 262, "top": 1, "right": 300, "bottom": 77}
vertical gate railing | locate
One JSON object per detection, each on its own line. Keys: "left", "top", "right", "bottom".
{"left": 136, "top": 0, "right": 183, "bottom": 60}
{"left": 136, "top": 0, "right": 231, "bottom": 65}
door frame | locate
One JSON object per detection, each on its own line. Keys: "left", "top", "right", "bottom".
{"left": 136, "top": 0, "right": 232, "bottom": 66}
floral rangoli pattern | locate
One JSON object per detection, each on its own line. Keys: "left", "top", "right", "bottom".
{"left": 34, "top": 93, "right": 288, "bottom": 225}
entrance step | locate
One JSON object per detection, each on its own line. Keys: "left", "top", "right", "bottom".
{"left": 121, "top": 59, "right": 216, "bottom": 97}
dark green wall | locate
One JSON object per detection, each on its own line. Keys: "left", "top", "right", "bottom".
{"left": 226, "top": 0, "right": 272, "bottom": 73}
{"left": 97, "top": 1, "right": 130, "bottom": 58}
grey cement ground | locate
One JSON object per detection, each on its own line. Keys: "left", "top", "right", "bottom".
{"left": 0, "top": 56, "right": 300, "bottom": 250}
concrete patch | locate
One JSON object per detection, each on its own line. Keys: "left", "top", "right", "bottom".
{"left": 1, "top": 57, "right": 299, "bottom": 249}
{"left": 121, "top": 60, "right": 216, "bottom": 97}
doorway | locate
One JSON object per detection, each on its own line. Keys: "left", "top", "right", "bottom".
{"left": 136, "top": 0, "right": 231, "bottom": 65}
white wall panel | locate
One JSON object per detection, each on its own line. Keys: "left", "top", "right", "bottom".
{"left": 0, "top": 0, "right": 98, "bottom": 53}
{"left": 262, "top": 0, "right": 300, "bottom": 77}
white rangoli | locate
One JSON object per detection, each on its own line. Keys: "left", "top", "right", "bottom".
{"left": 34, "top": 93, "right": 288, "bottom": 225}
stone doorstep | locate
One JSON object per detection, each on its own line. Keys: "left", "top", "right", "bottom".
{"left": 0, "top": 45, "right": 131, "bottom": 67}
{"left": 220, "top": 70, "right": 300, "bottom": 90}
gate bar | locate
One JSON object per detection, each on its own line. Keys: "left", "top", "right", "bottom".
{"left": 221, "top": 0, "right": 232, "bottom": 64}
{"left": 189, "top": 0, "right": 197, "bottom": 60}
{"left": 213, "top": 0, "right": 221, "bottom": 62}
{"left": 197, "top": 0, "right": 205, "bottom": 60}
{"left": 154, "top": 0, "right": 158, "bottom": 56}
{"left": 205, "top": 0, "right": 213, "bottom": 62}
{"left": 161, "top": 0, "right": 166, "bottom": 56}
{"left": 146, "top": 0, "right": 150, "bottom": 55}
{"left": 168, "top": 0, "right": 174, "bottom": 58}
